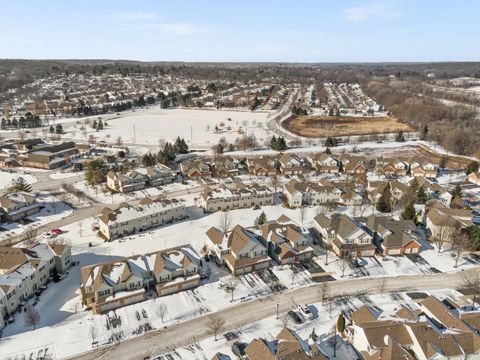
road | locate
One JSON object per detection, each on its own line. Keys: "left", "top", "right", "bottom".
{"left": 68, "top": 267, "right": 479, "bottom": 360}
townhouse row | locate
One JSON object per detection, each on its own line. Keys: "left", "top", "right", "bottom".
{"left": 206, "top": 215, "right": 314, "bottom": 275}
{"left": 80, "top": 245, "right": 201, "bottom": 314}
{"left": 97, "top": 197, "right": 185, "bottom": 240}
{"left": 106, "top": 164, "right": 175, "bottom": 193}
{"left": 0, "top": 243, "right": 72, "bottom": 330}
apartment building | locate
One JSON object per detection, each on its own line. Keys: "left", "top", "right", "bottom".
{"left": 80, "top": 245, "right": 201, "bottom": 314}
{"left": 0, "top": 243, "right": 72, "bottom": 329}
{"left": 0, "top": 192, "right": 39, "bottom": 222}
{"left": 205, "top": 224, "right": 270, "bottom": 275}
{"left": 97, "top": 197, "right": 185, "bottom": 240}
{"left": 200, "top": 183, "right": 273, "bottom": 213}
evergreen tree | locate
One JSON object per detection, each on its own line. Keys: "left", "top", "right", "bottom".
{"left": 255, "top": 211, "right": 267, "bottom": 226}
{"left": 325, "top": 147, "right": 331, "bottom": 154}
{"left": 376, "top": 184, "right": 392, "bottom": 213}
{"left": 395, "top": 130, "right": 405, "bottom": 142}
{"left": 452, "top": 184, "right": 462, "bottom": 199}
{"left": 416, "top": 186, "right": 428, "bottom": 204}
{"left": 0, "top": 117, "right": 6, "bottom": 129}
{"left": 336, "top": 313, "right": 345, "bottom": 333}
{"left": 465, "top": 161, "right": 479, "bottom": 175}
{"left": 97, "top": 119, "right": 104, "bottom": 131}
{"left": 55, "top": 123, "right": 63, "bottom": 134}
{"left": 49, "top": 125, "right": 54, "bottom": 134}
{"left": 420, "top": 124, "right": 429, "bottom": 140}
{"left": 142, "top": 153, "right": 157, "bottom": 167}
{"left": 174, "top": 137, "right": 189, "bottom": 154}
{"left": 324, "top": 137, "right": 337, "bottom": 147}
{"left": 401, "top": 202, "right": 417, "bottom": 222}
{"left": 52, "top": 268, "right": 60, "bottom": 282}
{"left": 92, "top": 119, "right": 97, "bottom": 129}
{"left": 8, "top": 177, "right": 32, "bottom": 193}
{"left": 310, "top": 328, "right": 318, "bottom": 342}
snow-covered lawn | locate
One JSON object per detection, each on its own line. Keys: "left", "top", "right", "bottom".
{"left": 0, "top": 171, "right": 37, "bottom": 190}
{"left": 66, "top": 108, "right": 271, "bottom": 147}
{"left": 49, "top": 171, "right": 84, "bottom": 180}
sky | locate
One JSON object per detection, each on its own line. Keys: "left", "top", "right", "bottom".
{"left": 0, "top": 0, "right": 479, "bottom": 62}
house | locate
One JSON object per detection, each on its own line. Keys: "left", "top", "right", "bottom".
{"left": 97, "top": 197, "right": 185, "bottom": 240}
{"left": 244, "top": 327, "right": 328, "bottom": 360}
{"left": 180, "top": 159, "right": 212, "bottom": 180}
{"left": 278, "top": 154, "right": 305, "bottom": 175}
{"left": 200, "top": 183, "right": 273, "bottom": 213}
{"left": 247, "top": 157, "right": 278, "bottom": 176}
{"left": 80, "top": 245, "right": 201, "bottom": 314}
{"left": 414, "top": 178, "right": 453, "bottom": 206}
{"left": 205, "top": 224, "right": 270, "bottom": 275}
{"left": 0, "top": 192, "right": 40, "bottom": 222}
{"left": 106, "top": 170, "right": 146, "bottom": 193}
{"left": 425, "top": 207, "right": 472, "bottom": 239}
{"left": 468, "top": 172, "right": 480, "bottom": 186}
{"left": 410, "top": 159, "right": 439, "bottom": 178}
{"left": 106, "top": 165, "right": 175, "bottom": 193}
{"left": 363, "top": 215, "right": 421, "bottom": 255}
{"left": 368, "top": 180, "right": 408, "bottom": 205}
{"left": 211, "top": 157, "right": 240, "bottom": 178}
{"left": 259, "top": 216, "right": 314, "bottom": 264}
{"left": 282, "top": 179, "right": 343, "bottom": 208}
{"left": 314, "top": 213, "right": 376, "bottom": 257}
{"left": 374, "top": 158, "right": 408, "bottom": 176}
{"left": 0, "top": 242, "right": 72, "bottom": 329}
{"left": 309, "top": 153, "right": 340, "bottom": 173}
{"left": 348, "top": 297, "right": 480, "bottom": 360}
{"left": 338, "top": 155, "right": 368, "bottom": 174}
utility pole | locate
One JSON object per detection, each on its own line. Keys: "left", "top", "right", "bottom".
{"left": 190, "top": 125, "right": 193, "bottom": 145}
{"left": 133, "top": 124, "right": 136, "bottom": 144}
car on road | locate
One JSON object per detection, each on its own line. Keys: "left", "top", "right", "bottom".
{"left": 287, "top": 310, "right": 304, "bottom": 324}
{"left": 51, "top": 228, "right": 63, "bottom": 235}
{"left": 298, "top": 304, "right": 314, "bottom": 320}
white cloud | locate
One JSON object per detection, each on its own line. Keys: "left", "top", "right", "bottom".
{"left": 110, "top": 11, "right": 158, "bottom": 21}
{"left": 343, "top": 2, "right": 401, "bottom": 22}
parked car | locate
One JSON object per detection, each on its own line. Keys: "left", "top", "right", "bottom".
{"left": 42, "top": 232, "right": 54, "bottom": 239}
{"left": 287, "top": 310, "right": 304, "bottom": 324}
{"left": 51, "top": 228, "right": 63, "bottom": 235}
{"left": 298, "top": 304, "right": 313, "bottom": 320}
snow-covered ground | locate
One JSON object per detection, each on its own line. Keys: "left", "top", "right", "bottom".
{"left": 65, "top": 108, "right": 271, "bottom": 148}
{"left": 150, "top": 288, "right": 462, "bottom": 360}
{"left": 49, "top": 171, "right": 84, "bottom": 180}
{"left": 0, "top": 193, "right": 73, "bottom": 241}
{"left": 0, "top": 171, "right": 37, "bottom": 191}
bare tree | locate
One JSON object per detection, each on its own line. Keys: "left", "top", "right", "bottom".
{"left": 223, "top": 276, "right": 238, "bottom": 302}
{"left": 89, "top": 324, "right": 98, "bottom": 346}
{"left": 116, "top": 136, "right": 123, "bottom": 146}
{"left": 326, "top": 324, "right": 338, "bottom": 357}
{"left": 206, "top": 314, "right": 226, "bottom": 341}
{"left": 219, "top": 211, "right": 233, "bottom": 234}
{"left": 319, "top": 282, "right": 329, "bottom": 306}
{"left": 338, "top": 254, "right": 350, "bottom": 278}
{"left": 156, "top": 303, "right": 168, "bottom": 323}
{"left": 290, "top": 268, "right": 299, "bottom": 285}
{"left": 453, "top": 231, "right": 472, "bottom": 268}
{"left": 24, "top": 306, "right": 40, "bottom": 330}
{"left": 23, "top": 226, "right": 38, "bottom": 245}
{"left": 270, "top": 174, "right": 279, "bottom": 193}
{"left": 462, "top": 272, "right": 480, "bottom": 308}
{"left": 299, "top": 206, "right": 307, "bottom": 225}
{"left": 434, "top": 225, "right": 456, "bottom": 253}
{"left": 379, "top": 277, "right": 387, "bottom": 298}
{"left": 280, "top": 312, "right": 290, "bottom": 327}
{"left": 324, "top": 243, "right": 333, "bottom": 265}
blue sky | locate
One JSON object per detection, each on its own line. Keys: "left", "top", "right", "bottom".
{"left": 0, "top": 0, "right": 479, "bottom": 62}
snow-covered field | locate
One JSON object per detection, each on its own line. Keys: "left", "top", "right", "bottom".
{"left": 66, "top": 108, "right": 271, "bottom": 148}
{"left": 0, "top": 171, "right": 37, "bottom": 191}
